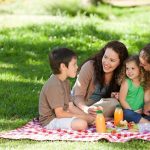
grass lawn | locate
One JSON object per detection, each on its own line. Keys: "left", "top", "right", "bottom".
{"left": 0, "top": 0, "right": 150, "bottom": 149}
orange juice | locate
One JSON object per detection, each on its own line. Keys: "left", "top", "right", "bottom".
{"left": 96, "top": 110, "right": 106, "bottom": 133}
{"left": 114, "top": 105, "right": 123, "bottom": 126}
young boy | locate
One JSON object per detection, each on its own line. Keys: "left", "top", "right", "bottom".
{"left": 39, "top": 48, "right": 94, "bottom": 131}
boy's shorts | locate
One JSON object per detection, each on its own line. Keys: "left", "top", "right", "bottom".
{"left": 44, "top": 117, "right": 76, "bottom": 130}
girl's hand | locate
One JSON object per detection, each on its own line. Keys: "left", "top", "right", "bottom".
{"left": 135, "top": 109, "right": 142, "bottom": 114}
{"left": 111, "top": 92, "right": 119, "bottom": 100}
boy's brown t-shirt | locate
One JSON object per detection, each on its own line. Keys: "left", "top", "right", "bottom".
{"left": 39, "top": 74, "right": 72, "bottom": 127}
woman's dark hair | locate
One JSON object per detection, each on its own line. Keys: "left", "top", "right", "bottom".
{"left": 85, "top": 40, "right": 128, "bottom": 97}
{"left": 140, "top": 43, "right": 150, "bottom": 64}
{"left": 49, "top": 47, "right": 77, "bottom": 74}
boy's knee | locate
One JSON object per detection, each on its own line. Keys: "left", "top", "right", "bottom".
{"left": 79, "top": 120, "right": 88, "bottom": 130}
{"left": 71, "top": 119, "right": 88, "bottom": 131}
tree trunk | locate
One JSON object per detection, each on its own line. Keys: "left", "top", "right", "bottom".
{"left": 81, "top": 0, "right": 103, "bottom": 6}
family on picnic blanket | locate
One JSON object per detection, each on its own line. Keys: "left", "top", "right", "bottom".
{"left": 39, "top": 41, "right": 150, "bottom": 131}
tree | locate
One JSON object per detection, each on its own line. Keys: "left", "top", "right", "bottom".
{"left": 81, "top": 0, "right": 103, "bottom": 6}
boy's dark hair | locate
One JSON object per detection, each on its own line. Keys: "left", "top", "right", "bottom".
{"left": 49, "top": 48, "right": 77, "bottom": 74}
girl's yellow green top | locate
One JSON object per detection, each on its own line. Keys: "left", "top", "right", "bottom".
{"left": 126, "top": 78, "right": 144, "bottom": 111}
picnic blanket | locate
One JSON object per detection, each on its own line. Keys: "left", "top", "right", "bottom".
{"left": 0, "top": 118, "right": 150, "bottom": 143}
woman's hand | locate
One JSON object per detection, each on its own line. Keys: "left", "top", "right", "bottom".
{"left": 86, "top": 114, "right": 95, "bottom": 125}
{"left": 143, "top": 102, "right": 150, "bottom": 116}
{"left": 88, "top": 105, "right": 103, "bottom": 117}
{"left": 111, "top": 92, "right": 119, "bottom": 100}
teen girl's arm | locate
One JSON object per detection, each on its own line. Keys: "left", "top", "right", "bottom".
{"left": 119, "top": 80, "right": 131, "bottom": 109}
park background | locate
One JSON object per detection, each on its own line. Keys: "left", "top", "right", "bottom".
{"left": 0, "top": 0, "right": 150, "bottom": 149}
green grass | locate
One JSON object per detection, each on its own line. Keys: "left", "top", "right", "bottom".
{"left": 0, "top": 0, "right": 150, "bottom": 149}
{"left": 0, "top": 140, "right": 149, "bottom": 150}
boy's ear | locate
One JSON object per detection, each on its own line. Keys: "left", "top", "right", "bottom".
{"left": 60, "top": 63, "right": 67, "bottom": 71}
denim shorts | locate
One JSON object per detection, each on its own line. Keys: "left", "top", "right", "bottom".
{"left": 123, "top": 109, "right": 141, "bottom": 123}
{"left": 123, "top": 109, "right": 150, "bottom": 123}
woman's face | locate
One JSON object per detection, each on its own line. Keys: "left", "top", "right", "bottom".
{"left": 139, "top": 50, "right": 150, "bottom": 71}
{"left": 102, "top": 48, "right": 120, "bottom": 73}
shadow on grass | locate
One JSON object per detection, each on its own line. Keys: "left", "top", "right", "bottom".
{"left": 0, "top": 119, "right": 28, "bottom": 131}
{"left": 0, "top": 23, "right": 123, "bottom": 80}
{"left": 0, "top": 80, "right": 42, "bottom": 119}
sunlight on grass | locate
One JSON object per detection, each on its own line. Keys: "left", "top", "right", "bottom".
{"left": 0, "top": 73, "right": 21, "bottom": 81}
{"left": 0, "top": 62, "right": 14, "bottom": 68}
{"left": 26, "top": 59, "right": 43, "bottom": 66}
{"left": 0, "top": 140, "right": 150, "bottom": 150}
{"left": 0, "top": 61, "right": 45, "bottom": 84}
{"left": 0, "top": 141, "right": 116, "bottom": 150}
{"left": 0, "top": 72, "right": 45, "bottom": 84}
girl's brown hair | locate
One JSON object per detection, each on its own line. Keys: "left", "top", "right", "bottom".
{"left": 118, "top": 55, "right": 146, "bottom": 88}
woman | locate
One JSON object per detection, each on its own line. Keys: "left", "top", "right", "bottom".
{"left": 139, "top": 44, "right": 150, "bottom": 116}
{"left": 72, "top": 41, "right": 129, "bottom": 118}
{"left": 139, "top": 44, "right": 150, "bottom": 72}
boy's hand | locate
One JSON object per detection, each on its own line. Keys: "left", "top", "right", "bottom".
{"left": 86, "top": 114, "right": 95, "bottom": 125}
{"left": 111, "top": 92, "right": 119, "bottom": 100}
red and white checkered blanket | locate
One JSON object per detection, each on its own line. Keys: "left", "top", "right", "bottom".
{"left": 0, "top": 119, "right": 150, "bottom": 143}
